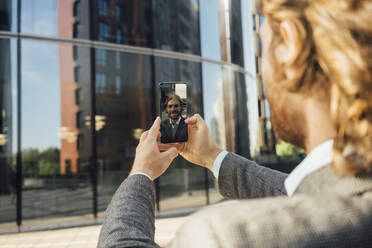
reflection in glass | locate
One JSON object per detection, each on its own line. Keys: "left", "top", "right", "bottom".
{"left": 0, "top": 0, "right": 16, "bottom": 32}
{"left": 98, "top": 0, "right": 108, "bottom": 16}
{"left": 73, "top": 1, "right": 80, "bottom": 17}
{"left": 21, "top": 40, "right": 93, "bottom": 228}
{"left": 115, "top": 5, "right": 120, "bottom": 22}
{"left": 230, "top": 0, "right": 244, "bottom": 66}
{"left": 202, "top": 63, "right": 226, "bottom": 150}
{"left": 222, "top": 67, "right": 250, "bottom": 158}
{"left": 96, "top": 49, "right": 106, "bottom": 66}
{"left": 200, "top": 0, "right": 221, "bottom": 60}
{"left": 58, "top": 0, "right": 89, "bottom": 40}
{"left": 0, "top": 38, "right": 17, "bottom": 230}
{"left": 96, "top": 73, "right": 106, "bottom": 93}
{"left": 154, "top": 57, "right": 206, "bottom": 210}
{"left": 246, "top": 75, "right": 260, "bottom": 157}
{"left": 202, "top": 62, "right": 225, "bottom": 203}
{"left": 152, "top": 0, "right": 200, "bottom": 55}
{"left": 22, "top": 0, "right": 58, "bottom": 36}
{"left": 98, "top": 22, "right": 109, "bottom": 42}
{"left": 241, "top": 0, "right": 257, "bottom": 76}
{"left": 115, "top": 76, "right": 121, "bottom": 95}
{"left": 20, "top": 0, "right": 201, "bottom": 54}
{"left": 219, "top": 0, "right": 244, "bottom": 66}
{"left": 234, "top": 71, "right": 250, "bottom": 158}
{"left": 0, "top": 0, "right": 262, "bottom": 230}
{"left": 115, "top": 52, "right": 120, "bottom": 69}
{"left": 95, "top": 0, "right": 153, "bottom": 46}
{"left": 95, "top": 50, "right": 154, "bottom": 212}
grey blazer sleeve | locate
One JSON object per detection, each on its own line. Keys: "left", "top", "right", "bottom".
{"left": 97, "top": 174, "right": 159, "bottom": 248}
{"left": 218, "top": 153, "right": 288, "bottom": 199}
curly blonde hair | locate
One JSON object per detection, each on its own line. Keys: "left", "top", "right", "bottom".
{"left": 259, "top": 0, "right": 372, "bottom": 176}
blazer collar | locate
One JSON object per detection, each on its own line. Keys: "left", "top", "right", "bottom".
{"left": 285, "top": 140, "right": 334, "bottom": 196}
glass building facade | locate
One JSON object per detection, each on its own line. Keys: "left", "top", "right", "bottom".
{"left": 0, "top": 0, "right": 287, "bottom": 232}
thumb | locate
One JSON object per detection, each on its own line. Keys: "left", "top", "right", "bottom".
{"left": 161, "top": 147, "right": 179, "bottom": 163}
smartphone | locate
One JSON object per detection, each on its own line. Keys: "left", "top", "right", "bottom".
{"left": 159, "top": 82, "right": 188, "bottom": 143}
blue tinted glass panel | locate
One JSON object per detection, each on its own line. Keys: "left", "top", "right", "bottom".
{"left": 0, "top": 38, "right": 17, "bottom": 231}
{"left": 0, "top": 0, "right": 17, "bottom": 32}
{"left": 202, "top": 62, "right": 225, "bottom": 204}
{"left": 245, "top": 74, "right": 260, "bottom": 157}
{"left": 200, "top": 0, "right": 221, "bottom": 60}
{"left": 94, "top": 49, "right": 154, "bottom": 213}
{"left": 96, "top": 48, "right": 107, "bottom": 66}
{"left": 98, "top": 0, "right": 108, "bottom": 16}
{"left": 20, "top": 40, "right": 93, "bottom": 229}
{"left": 154, "top": 56, "right": 206, "bottom": 211}
{"left": 20, "top": 0, "right": 90, "bottom": 40}
{"left": 21, "top": 0, "right": 58, "bottom": 36}
{"left": 241, "top": 0, "right": 256, "bottom": 76}
{"left": 152, "top": 0, "right": 200, "bottom": 55}
{"left": 230, "top": 0, "right": 244, "bottom": 66}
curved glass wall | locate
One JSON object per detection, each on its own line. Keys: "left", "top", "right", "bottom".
{"left": 200, "top": 0, "right": 221, "bottom": 61}
{"left": 153, "top": 57, "right": 205, "bottom": 210}
{"left": 19, "top": 0, "right": 200, "bottom": 55}
{"left": 0, "top": 0, "right": 293, "bottom": 232}
{"left": 0, "top": 0, "right": 17, "bottom": 32}
{"left": 20, "top": 40, "right": 93, "bottom": 229}
{"left": 201, "top": 62, "right": 225, "bottom": 204}
{"left": 0, "top": 37, "right": 18, "bottom": 231}
{"left": 95, "top": 50, "right": 154, "bottom": 212}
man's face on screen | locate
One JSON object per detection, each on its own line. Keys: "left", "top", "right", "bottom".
{"left": 166, "top": 98, "right": 181, "bottom": 122}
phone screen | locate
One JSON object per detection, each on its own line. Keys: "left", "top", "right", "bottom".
{"left": 159, "top": 82, "right": 188, "bottom": 143}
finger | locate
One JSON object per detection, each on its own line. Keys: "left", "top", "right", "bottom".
{"left": 185, "top": 116, "right": 197, "bottom": 125}
{"left": 160, "top": 147, "right": 179, "bottom": 163}
{"left": 148, "top": 117, "right": 161, "bottom": 141}
{"left": 185, "top": 113, "right": 204, "bottom": 126}
{"left": 157, "top": 131, "right": 161, "bottom": 140}
{"left": 139, "top": 131, "right": 149, "bottom": 143}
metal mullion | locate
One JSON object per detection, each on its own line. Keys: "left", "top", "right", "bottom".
{"left": 88, "top": 0, "right": 98, "bottom": 219}
{"left": 16, "top": 0, "right": 22, "bottom": 230}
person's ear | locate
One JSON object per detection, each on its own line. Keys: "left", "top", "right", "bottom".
{"left": 275, "top": 20, "right": 302, "bottom": 81}
{"left": 279, "top": 20, "right": 302, "bottom": 64}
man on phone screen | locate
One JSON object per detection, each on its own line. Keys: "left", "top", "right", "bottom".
{"left": 160, "top": 94, "right": 187, "bottom": 143}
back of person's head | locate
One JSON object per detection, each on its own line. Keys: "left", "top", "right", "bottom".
{"left": 259, "top": 0, "right": 372, "bottom": 176}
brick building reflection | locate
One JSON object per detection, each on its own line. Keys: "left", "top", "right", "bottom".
{"left": 58, "top": 0, "right": 81, "bottom": 174}
{"left": 57, "top": 0, "right": 152, "bottom": 175}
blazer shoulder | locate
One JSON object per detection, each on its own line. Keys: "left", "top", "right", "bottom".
{"left": 168, "top": 193, "right": 372, "bottom": 247}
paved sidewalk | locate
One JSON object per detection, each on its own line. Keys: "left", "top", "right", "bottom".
{"left": 0, "top": 216, "right": 187, "bottom": 248}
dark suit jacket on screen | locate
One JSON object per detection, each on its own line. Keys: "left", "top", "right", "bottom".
{"left": 160, "top": 117, "right": 188, "bottom": 143}
{"left": 97, "top": 153, "right": 372, "bottom": 247}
